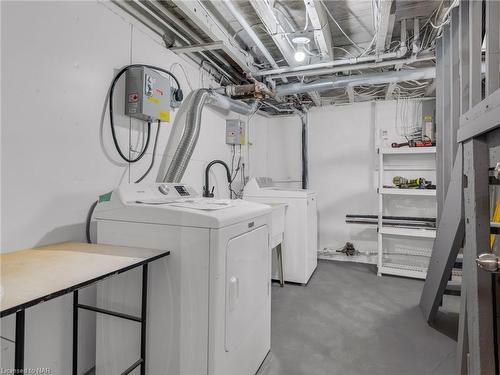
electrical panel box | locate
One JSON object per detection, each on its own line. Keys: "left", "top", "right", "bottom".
{"left": 421, "top": 100, "right": 436, "bottom": 141}
{"left": 125, "top": 66, "right": 171, "bottom": 122}
{"left": 226, "top": 119, "right": 246, "bottom": 145}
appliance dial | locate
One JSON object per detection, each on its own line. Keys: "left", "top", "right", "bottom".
{"left": 158, "top": 184, "right": 170, "bottom": 195}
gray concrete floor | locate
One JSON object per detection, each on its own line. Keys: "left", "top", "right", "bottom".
{"left": 257, "top": 260, "right": 459, "bottom": 375}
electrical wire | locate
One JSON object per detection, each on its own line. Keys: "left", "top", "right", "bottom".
{"left": 303, "top": 9, "right": 309, "bottom": 31}
{"left": 229, "top": 144, "right": 243, "bottom": 199}
{"left": 429, "top": 0, "right": 458, "bottom": 29}
{"left": 135, "top": 120, "right": 162, "bottom": 183}
{"left": 87, "top": 64, "right": 181, "bottom": 243}
{"left": 109, "top": 64, "right": 180, "bottom": 163}
{"left": 241, "top": 162, "right": 246, "bottom": 189}
{"left": 333, "top": 46, "right": 357, "bottom": 58}
{"left": 229, "top": 145, "right": 236, "bottom": 198}
{"left": 273, "top": 4, "right": 297, "bottom": 33}
{"left": 86, "top": 200, "right": 98, "bottom": 244}
{"left": 320, "top": 0, "right": 364, "bottom": 53}
{"left": 394, "top": 97, "right": 423, "bottom": 138}
{"left": 170, "top": 62, "right": 193, "bottom": 91}
{"left": 320, "top": 0, "right": 381, "bottom": 57}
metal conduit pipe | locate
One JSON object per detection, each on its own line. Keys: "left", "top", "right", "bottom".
{"left": 275, "top": 67, "right": 436, "bottom": 97}
{"left": 301, "top": 114, "right": 308, "bottom": 190}
{"left": 157, "top": 89, "right": 255, "bottom": 182}
{"left": 253, "top": 47, "right": 422, "bottom": 79}
{"left": 267, "top": 54, "right": 434, "bottom": 80}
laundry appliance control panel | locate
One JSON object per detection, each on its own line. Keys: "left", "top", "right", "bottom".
{"left": 119, "top": 183, "right": 199, "bottom": 204}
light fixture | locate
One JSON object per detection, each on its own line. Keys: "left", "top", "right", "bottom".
{"left": 292, "top": 37, "right": 310, "bottom": 62}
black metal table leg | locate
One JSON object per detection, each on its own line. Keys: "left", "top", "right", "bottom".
{"left": 15, "top": 310, "right": 25, "bottom": 372}
{"left": 73, "top": 290, "right": 78, "bottom": 375}
{"left": 141, "top": 264, "right": 148, "bottom": 375}
{"left": 277, "top": 244, "right": 285, "bottom": 287}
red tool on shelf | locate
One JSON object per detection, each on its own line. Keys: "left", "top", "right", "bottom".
{"left": 391, "top": 139, "right": 434, "bottom": 148}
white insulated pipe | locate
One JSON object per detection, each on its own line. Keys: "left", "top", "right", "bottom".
{"left": 275, "top": 67, "right": 436, "bottom": 96}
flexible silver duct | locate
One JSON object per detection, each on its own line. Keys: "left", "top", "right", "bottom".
{"left": 158, "top": 89, "right": 210, "bottom": 182}
{"left": 208, "top": 92, "right": 258, "bottom": 115}
{"left": 275, "top": 67, "right": 436, "bottom": 97}
{"left": 157, "top": 89, "right": 255, "bottom": 183}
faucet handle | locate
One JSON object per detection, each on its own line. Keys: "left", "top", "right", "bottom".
{"left": 203, "top": 186, "right": 215, "bottom": 198}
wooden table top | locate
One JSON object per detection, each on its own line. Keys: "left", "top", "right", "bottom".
{"left": 0, "top": 242, "right": 169, "bottom": 317}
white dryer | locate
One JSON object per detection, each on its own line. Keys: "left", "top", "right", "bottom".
{"left": 94, "top": 182, "right": 272, "bottom": 375}
{"left": 244, "top": 177, "right": 317, "bottom": 285}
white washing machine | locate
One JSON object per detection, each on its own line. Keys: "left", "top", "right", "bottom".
{"left": 244, "top": 177, "right": 317, "bottom": 285}
{"left": 94, "top": 182, "right": 272, "bottom": 375}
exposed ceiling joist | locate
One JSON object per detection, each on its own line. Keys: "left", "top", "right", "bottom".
{"left": 116, "top": 0, "right": 441, "bottom": 112}
{"left": 222, "top": 0, "right": 281, "bottom": 71}
{"left": 170, "top": 41, "right": 226, "bottom": 54}
{"left": 249, "top": 0, "right": 320, "bottom": 100}
{"left": 172, "top": 0, "right": 256, "bottom": 73}
{"left": 113, "top": 0, "right": 239, "bottom": 83}
{"left": 384, "top": 13, "right": 397, "bottom": 50}
{"left": 375, "top": 0, "right": 396, "bottom": 53}
{"left": 304, "top": 0, "right": 334, "bottom": 59}
{"left": 145, "top": 0, "right": 245, "bottom": 82}
{"left": 248, "top": 0, "right": 296, "bottom": 63}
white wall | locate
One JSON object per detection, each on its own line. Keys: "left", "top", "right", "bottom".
{"left": 0, "top": 1, "right": 268, "bottom": 372}
{"left": 266, "top": 115, "right": 303, "bottom": 188}
{"left": 308, "top": 102, "right": 379, "bottom": 254}
{"left": 265, "top": 100, "right": 436, "bottom": 263}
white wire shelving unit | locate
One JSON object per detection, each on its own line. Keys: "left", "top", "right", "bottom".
{"left": 377, "top": 146, "right": 437, "bottom": 279}
{"left": 380, "top": 188, "right": 436, "bottom": 196}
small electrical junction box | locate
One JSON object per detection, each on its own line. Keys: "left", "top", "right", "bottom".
{"left": 226, "top": 119, "right": 246, "bottom": 145}
{"left": 125, "top": 66, "right": 171, "bottom": 122}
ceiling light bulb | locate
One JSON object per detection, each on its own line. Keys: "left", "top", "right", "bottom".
{"left": 294, "top": 50, "right": 306, "bottom": 62}
{"left": 292, "top": 36, "right": 310, "bottom": 63}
